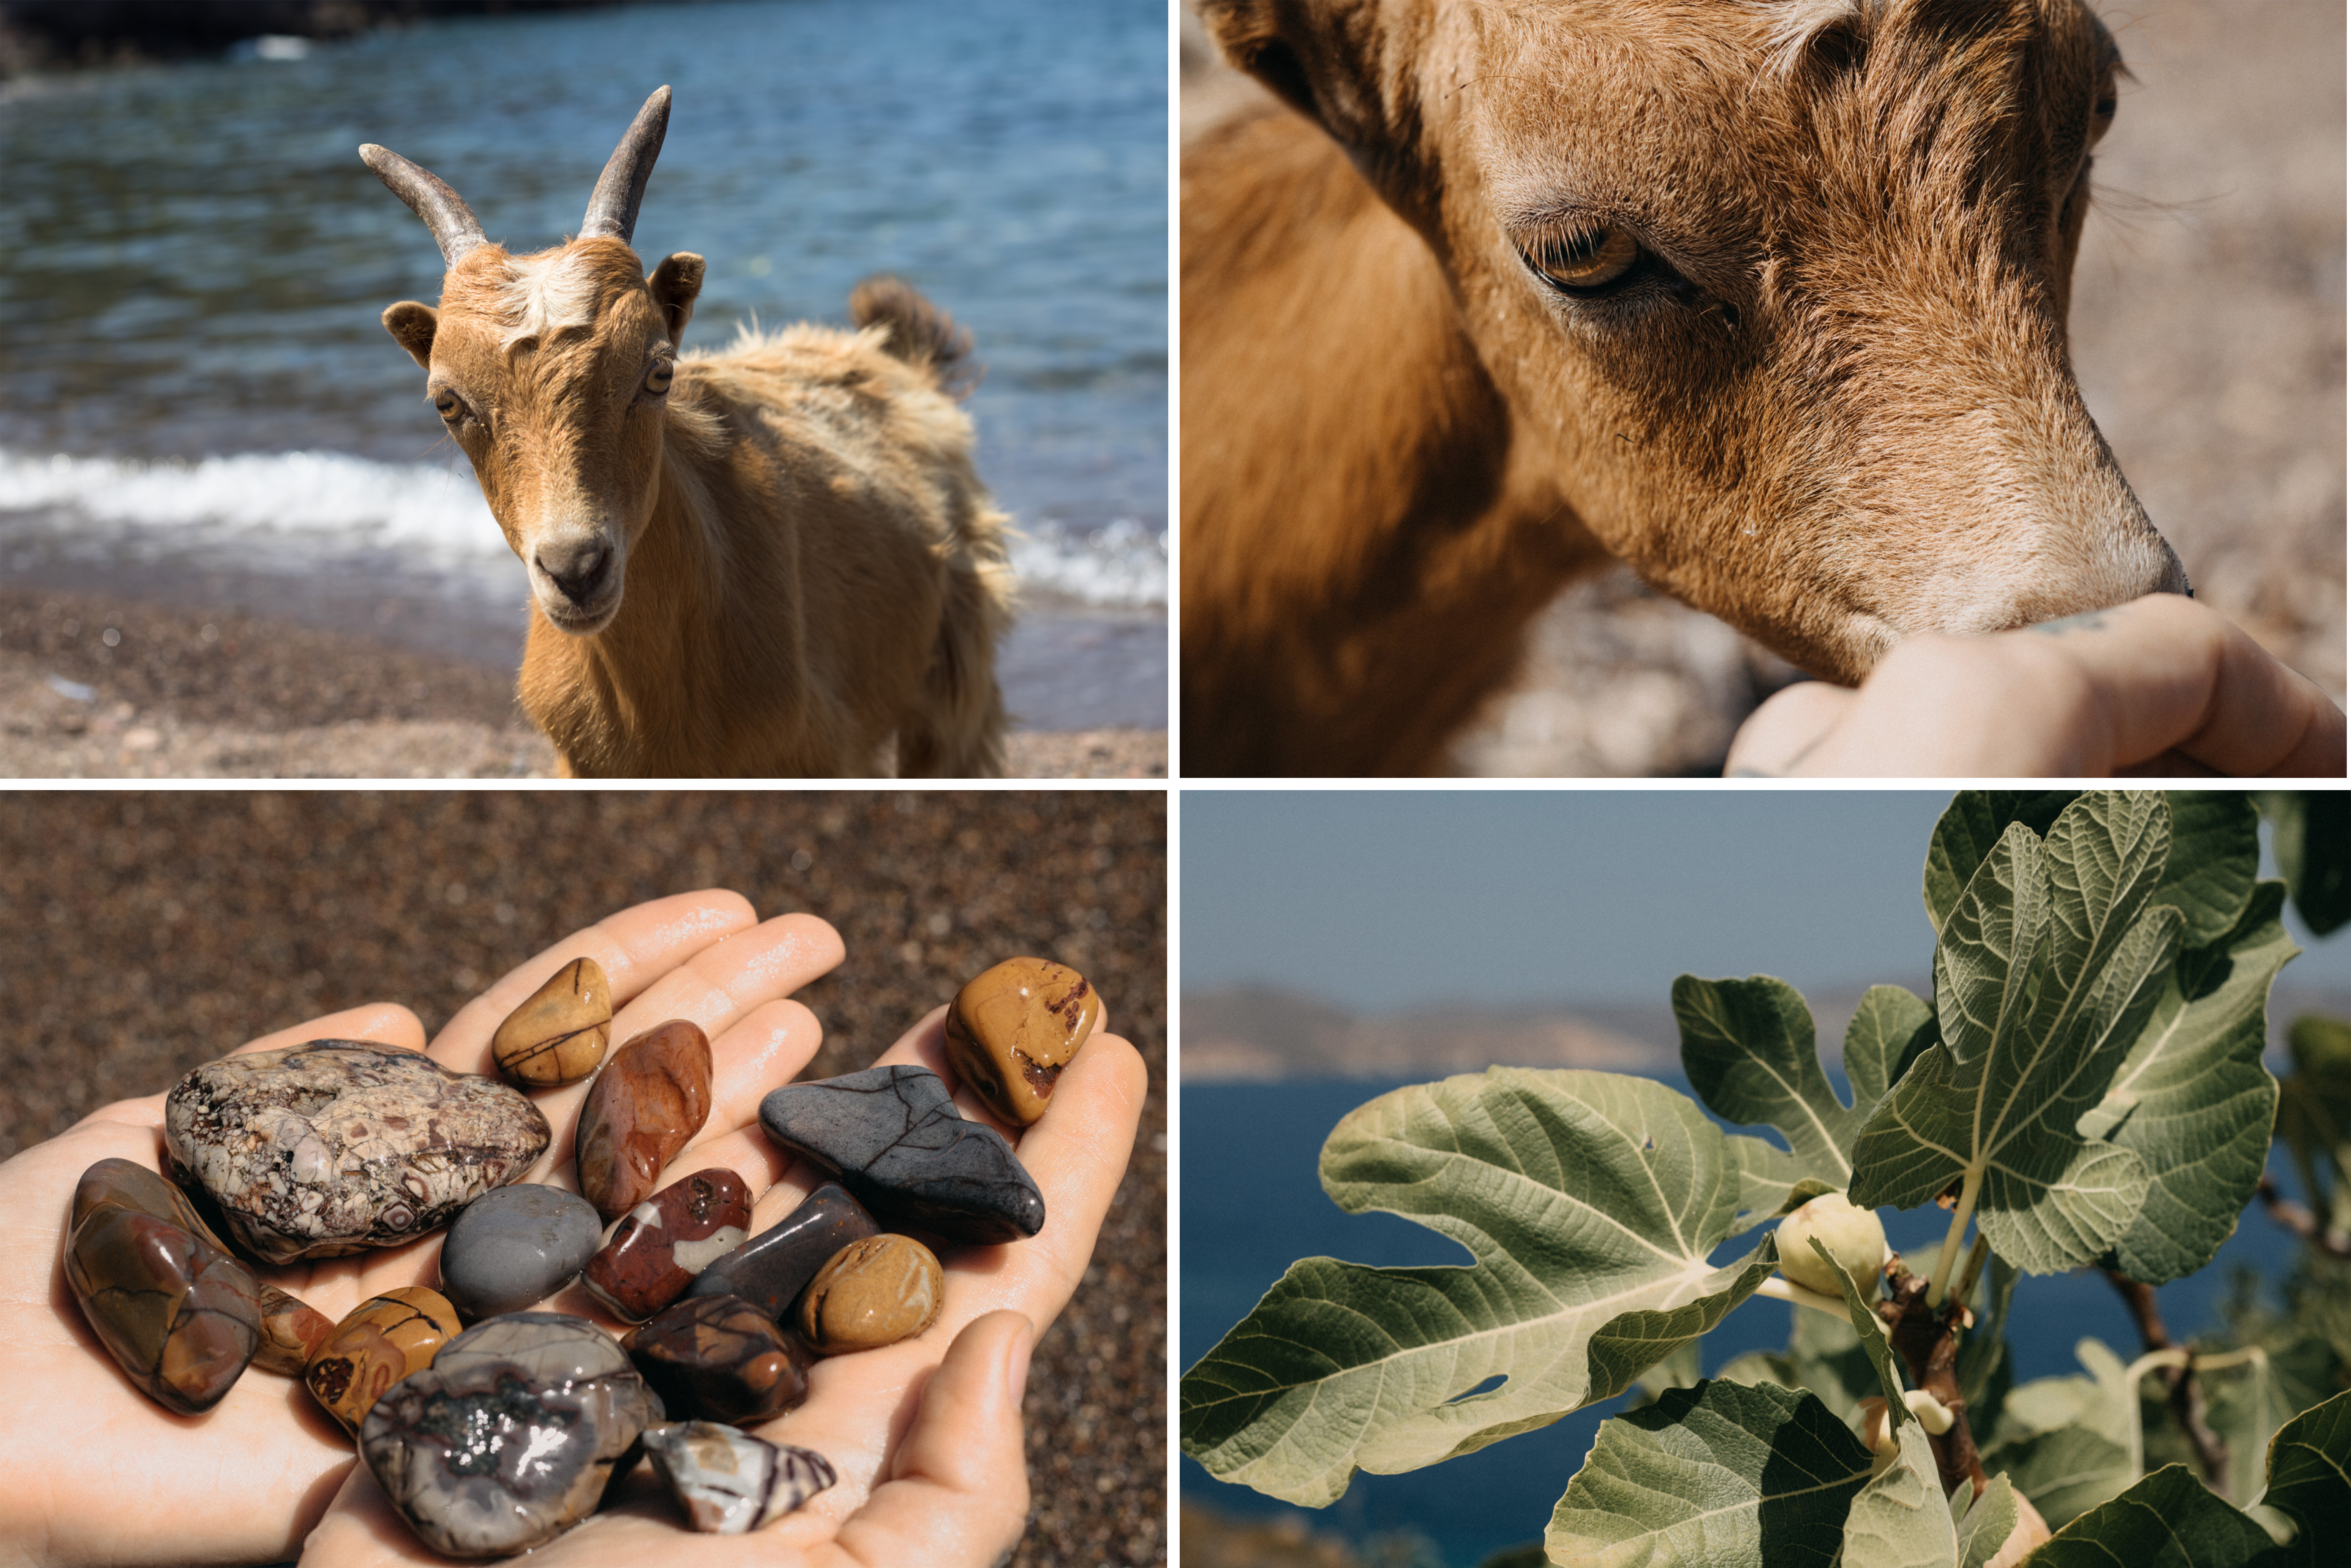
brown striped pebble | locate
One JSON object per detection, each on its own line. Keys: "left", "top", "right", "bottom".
{"left": 576, "top": 1020, "right": 713, "bottom": 1222}
{"left": 491, "top": 958, "right": 612, "bottom": 1089}
{"left": 797, "top": 1234, "right": 943, "bottom": 1354}
{"left": 943, "top": 957, "right": 1099, "bottom": 1125}
{"left": 252, "top": 1283, "right": 337, "bottom": 1375}
{"left": 304, "top": 1284, "right": 462, "bottom": 1434}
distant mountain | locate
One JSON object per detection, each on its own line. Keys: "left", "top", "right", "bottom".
{"left": 1181, "top": 982, "right": 2351, "bottom": 1083}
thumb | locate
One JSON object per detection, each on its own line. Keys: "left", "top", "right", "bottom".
{"left": 833, "top": 1309, "right": 1035, "bottom": 1567}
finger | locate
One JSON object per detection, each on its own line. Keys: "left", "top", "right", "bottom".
{"left": 1723, "top": 682, "right": 1853, "bottom": 778}
{"left": 2093, "top": 595, "right": 2344, "bottom": 775}
{"left": 425, "top": 890, "right": 766, "bottom": 1073}
{"left": 826, "top": 1311, "right": 1035, "bottom": 1568}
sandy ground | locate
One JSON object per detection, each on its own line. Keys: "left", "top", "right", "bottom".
{"left": 1182, "top": 2, "right": 2344, "bottom": 776}
{"left": 0, "top": 588, "right": 1166, "bottom": 779}
{"left": 0, "top": 791, "right": 1167, "bottom": 1567}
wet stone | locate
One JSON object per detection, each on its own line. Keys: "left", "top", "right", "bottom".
{"left": 163, "top": 1041, "right": 551, "bottom": 1264}
{"left": 798, "top": 1234, "right": 944, "bottom": 1354}
{"left": 686, "top": 1182, "right": 880, "bottom": 1320}
{"left": 943, "top": 958, "right": 1099, "bottom": 1125}
{"left": 577, "top": 1020, "right": 713, "bottom": 1223}
{"left": 624, "top": 1293, "right": 813, "bottom": 1426}
{"left": 758, "top": 1065, "right": 1045, "bottom": 1244}
{"left": 305, "top": 1284, "right": 463, "bottom": 1435}
{"left": 359, "top": 1312, "right": 661, "bottom": 1559}
{"left": 253, "top": 1283, "right": 337, "bottom": 1375}
{"left": 491, "top": 957, "right": 612, "bottom": 1089}
{"left": 645, "top": 1421, "right": 835, "bottom": 1533}
{"left": 582, "top": 1167, "right": 751, "bottom": 1322}
{"left": 438, "top": 1182, "right": 604, "bottom": 1322}
{"left": 62, "top": 1156, "right": 261, "bottom": 1415}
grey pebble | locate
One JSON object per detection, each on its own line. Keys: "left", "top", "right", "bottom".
{"left": 758, "top": 1065, "right": 1044, "bottom": 1244}
{"left": 686, "top": 1181, "right": 880, "bottom": 1318}
{"left": 644, "top": 1421, "right": 836, "bottom": 1533}
{"left": 358, "top": 1312, "right": 661, "bottom": 1559}
{"left": 438, "top": 1184, "right": 605, "bottom": 1321}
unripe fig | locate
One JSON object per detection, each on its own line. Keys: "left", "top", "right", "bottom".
{"left": 1775, "top": 1191, "right": 1888, "bottom": 1301}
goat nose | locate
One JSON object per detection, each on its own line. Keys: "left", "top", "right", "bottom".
{"left": 535, "top": 541, "right": 613, "bottom": 605}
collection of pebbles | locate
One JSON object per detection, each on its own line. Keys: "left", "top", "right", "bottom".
{"left": 59, "top": 955, "right": 1098, "bottom": 1559}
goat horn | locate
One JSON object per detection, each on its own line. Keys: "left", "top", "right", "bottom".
{"left": 580, "top": 86, "right": 671, "bottom": 246}
{"left": 359, "top": 144, "right": 488, "bottom": 267}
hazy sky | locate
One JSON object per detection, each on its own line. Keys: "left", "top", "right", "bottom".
{"left": 1182, "top": 791, "right": 2351, "bottom": 1012}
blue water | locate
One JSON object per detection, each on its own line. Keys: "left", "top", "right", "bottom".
{"left": 1180, "top": 1075, "right": 2304, "bottom": 1567}
{"left": 0, "top": 0, "right": 1166, "bottom": 718}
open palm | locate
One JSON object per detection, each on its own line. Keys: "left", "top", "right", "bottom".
{"left": 0, "top": 889, "right": 1144, "bottom": 1568}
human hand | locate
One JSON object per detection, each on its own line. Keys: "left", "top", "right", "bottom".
{"left": 1725, "top": 594, "right": 2346, "bottom": 777}
{"left": 0, "top": 889, "right": 846, "bottom": 1568}
{"left": 300, "top": 972, "right": 1145, "bottom": 1564}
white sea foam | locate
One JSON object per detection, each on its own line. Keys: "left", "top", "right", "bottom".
{"left": 0, "top": 447, "right": 1165, "bottom": 608}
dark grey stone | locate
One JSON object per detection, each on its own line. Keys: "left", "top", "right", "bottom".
{"left": 757, "top": 1065, "right": 1045, "bottom": 1244}
{"left": 358, "top": 1312, "right": 660, "bottom": 1559}
{"left": 163, "top": 1040, "right": 551, "bottom": 1264}
{"left": 686, "top": 1182, "right": 881, "bottom": 1318}
{"left": 438, "top": 1184, "right": 605, "bottom": 1321}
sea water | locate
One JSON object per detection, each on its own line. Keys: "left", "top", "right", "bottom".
{"left": 0, "top": 0, "right": 1165, "bottom": 727}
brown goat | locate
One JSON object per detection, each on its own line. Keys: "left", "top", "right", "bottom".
{"left": 364, "top": 89, "right": 1012, "bottom": 777}
{"left": 1183, "top": 0, "right": 2191, "bottom": 775}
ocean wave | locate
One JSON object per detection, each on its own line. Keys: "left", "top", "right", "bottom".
{"left": 0, "top": 447, "right": 1163, "bottom": 608}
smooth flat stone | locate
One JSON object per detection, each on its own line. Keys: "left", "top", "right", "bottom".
{"left": 582, "top": 1167, "right": 750, "bottom": 1322}
{"left": 686, "top": 1182, "right": 880, "bottom": 1319}
{"left": 305, "top": 1285, "right": 463, "bottom": 1435}
{"left": 253, "top": 1283, "right": 337, "bottom": 1375}
{"left": 491, "top": 957, "right": 611, "bottom": 1089}
{"left": 758, "top": 1065, "right": 1044, "bottom": 1244}
{"left": 62, "top": 1157, "right": 261, "bottom": 1414}
{"left": 360, "top": 1312, "right": 661, "bottom": 1559}
{"left": 163, "top": 1041, "right": 551, "bottom": 1263}
{"left": 644, "top": 1421, "right": 834, "bottom": 1533}
{"left": 577, "top": 1020, "right": 712, "bottom": 1222}
{"left": 438, "top": 1182, "right": 604, "bottom": 1322}
{"left": 943, "top": 957, "right": 1098, "bottom": 1125}
{"left": 798, "top": 1234, "right": 943, "bottom": 1354}
{"left": 624, "top": 1293, "right": 812, "bottom": 1425}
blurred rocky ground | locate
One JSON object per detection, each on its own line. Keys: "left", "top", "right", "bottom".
{"left": 1181, "top": 2, "right": 2343, "bottom": 776}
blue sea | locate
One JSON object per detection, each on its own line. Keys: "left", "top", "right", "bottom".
{"left": 1180, "top": 1074, "right": 2304, "bottom": 1568}
{"left": 0, "top": 0, "right": 1166, "bottom": 726}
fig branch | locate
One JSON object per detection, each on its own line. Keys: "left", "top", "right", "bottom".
{"left": 1879, "top": 1265, "right": 1987, "bottom": 1498}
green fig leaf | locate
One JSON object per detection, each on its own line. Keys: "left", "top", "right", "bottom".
{"left": 1841, "top": 1419, "right": 1958, "bottom": 1568}
{"left": 1177, "top": 1069, "right": 1773, "bottom": 1507}
{"left": 1544, "top": 1380, "right": 1875, "bottom": 1567}
{"left": 2028, "top": 1464, "right": 2279, "bottom": 1567}
{"left": 1923, "top": 791, "right": 2081, "bottom": 936}
{"left": 1951, "top": 1475, "right": 2022, "bottom": 1568}
{"left": 2259, "top": 791, "right": 2351, "bottom": 938}
{"left": 1676, "top": 975, "right": 1866, "bottom": 1188}
{"left": 2256, "top": 1387, "right": 2351, "bottom": 1560}
{"left": 1809, "top": 1236, "right": 1905, "bottom": 1424}
{"left": 1980, "top": 1337, "right": 2139, "bottom": 1528}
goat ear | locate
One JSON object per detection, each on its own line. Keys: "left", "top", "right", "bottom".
{"left": 648, "top": 253, "right": 705, "bottom": 344}
{"left": 1197, "top": 0, "right": 1427, "bottom": 215}
{"left": 381, "top": 302, "right": 438, "bottom": 369}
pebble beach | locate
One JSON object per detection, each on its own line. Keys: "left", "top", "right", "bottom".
{"left": 0, "top": 789, "right": 1168, "bottom": 1566}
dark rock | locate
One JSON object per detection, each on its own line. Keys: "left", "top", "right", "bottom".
{"left": 758, "top": 1065, "right": 1044, "bottom": 1244}
{"left": 576, "top": 1020, "right": 711, "bottom": 1222}
{"left": 798, "top": 1234, "right": 944, "bottom": 1353}
{"left": 943, "top": 957, "right": 1098, "bottom": 1125}
{"left": 644, "top": 1421, "right": 835, "bottom": 1533}
{"left": 305, "top": 1284, "right": 462, "bottom": 1435}
{"left": 581, "top": 1167, "right": 750, "bottom": 1322}
{"left": 686, "top": 1182, "right": 880, "bottom": 1319}
{"left": 491, "top": 958, "right": 611, "bottom": 1089}
{"left": 62, "top": 1156, "right": 261, "bottom": 1414}
{"left": 623, "top": 1293, "right": 813, "bottom": 1426}
{"left": 438, "top": 1182, "right": 603, "bottom": 1322}
{"left": 359, "top": 1312, "right": 660, "bottom": 1559}
{"left": 163, "top": 1041, "right": 551, "bottom": 1263}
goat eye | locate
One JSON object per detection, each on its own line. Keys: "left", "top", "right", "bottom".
{"left": 1524, "top": 226, "right": 1641, "bottom": 292}
{"left": 645, "top": 360, "right": 674, "bottom": 395}
{"left": 432, "top": 390, "right": 464, "bottom": 422}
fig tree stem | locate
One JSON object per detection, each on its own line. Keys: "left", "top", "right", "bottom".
{"left": 1925, "top": 1167, "right": 1983, "bottom": 1309}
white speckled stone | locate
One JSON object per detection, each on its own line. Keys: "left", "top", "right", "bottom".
{"left": 164, "top": 1042, "right": 550, "bottom": 1265}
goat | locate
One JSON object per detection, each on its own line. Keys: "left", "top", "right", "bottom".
{"left": 362, "top": 88, "right": 1013, "bottom": 777}
{"left": 1182, "top": 0, "right": 2191, "bottom": 776}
